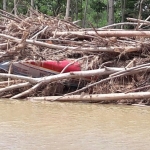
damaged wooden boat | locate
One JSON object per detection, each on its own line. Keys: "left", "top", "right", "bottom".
{"left": 0, "top": 60, "right": 81, "bottom": 78}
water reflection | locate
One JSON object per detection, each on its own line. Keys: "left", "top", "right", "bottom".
{"left": 0, "top": 99, "right": 150, "bottom": 150}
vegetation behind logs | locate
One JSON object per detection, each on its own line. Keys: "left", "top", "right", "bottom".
{"left": 0, "top": 9, "right": 150, "bottom": 105}
{"left": 1, "top": 0, "right": 150, "bottom": 28}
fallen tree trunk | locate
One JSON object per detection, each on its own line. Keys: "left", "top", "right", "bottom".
{"left": 126, "top": 17, "right": 150, "bottom": 25}
{"left": 27, "top": 92, "right": 150, "bottom": 102}
{"left": 0, "top": 73, "right": 37, "bottom": 83}
{"left": 0, "top": 34, "right": 141, "bottom": 53}
{"left": 0, "top": 82, "right": 30, "bottom": 94}
{"left": 82, "top": 22, "right": 138, "bottom": 30}
{"left": 51, "top": 31, "right": 150, "bottom": 37}
{"left": 0, "top": 67, "right": 125, "bottom": 98}
{"left": 1, "top": 63, "right": 150, "bottom": 99}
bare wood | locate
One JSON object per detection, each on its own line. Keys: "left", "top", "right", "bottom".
{"left": 1, "top": 67, "right": 125, "bottom": 99}
{"left": 30, "top": 26, "right": 49, "bottom": 39}
{"left": 0, "top": 34, "right": 141, "bottom": 53}
{"left": 8, "top": 62, "right": 12, "bottom": 86}
{"left": 1, "top": 62, "right": 149, "bottom": 99}
{"left": 0, "top": 67, "right": 129, "bottom": 84}
{"left": 0, "top": 67, "right": 124, "bottom": 97}
{"left": 127, "top": 17, "right": 150, "bottom": 25}
{"left": 0, "top": 10, "right": 31, "bottom": 26}
{"left": 139, "top": 16, "right": 150, "bottom": 28}
{"left": 53, "top": 63, "right": 150, "bottom": 100}
{"left": 14, "top": 0, "right": 17, "bottom": 16}
{"left": 0, "top": 80, "right": 23, "bottom": 85}
{"left": 3, "top": 0, "right": 6, "bottom": 11}
{"left": 65, "top": 0, "right": 71, "bottom": 20}
{"left": 42, "top": 64, "right": 149, "bottom": 85}
{"left": 38, "top": 67, "right": 124, "bottom": 83}
{"left": 11, "top": 82, "right": 42, "bottom": 99}
{"left": 99, "top": 22, "right": 138, "bottom": 29}
{"left": 108, "top": 0, "right": 114, "bottom": 25}
{"left": 125, "top": 84, "right": 150, "bottom": 93}
{"left": 0, "top": 73, "right": 37, "bottom": 83}
{"left": 38, "top": 65, "right": 150, "bottom": 101}
{"left": 30, "top": 0, "right": 34, "bottom": 16}
{"left": 51, "top": 30, "right": 150, "bottom": 37}
{"left": 110, "top": 63, "right": 150, "bottom": 77}
{"left": 0, "top": 67, "right": 124, "bottom": 93}
{"left": 0, "top": 82, "right": 30, "bottom": 93}
{"left": 27, "top": 92, "right": 150, "bottom": 102}
{"left": 0, "top": 9, "right": 22, "bottom": 22}
{"left": 137, "top": 0, "right": 144, "bottom": 29}
{"left": 0, "top": 52, "right": 5, "bottom": 55}
{"left": 0, "top": 63, "right": 129, "bottom": 100}
{"left": 60, "top": 56, "right": 93, "bottom": 73}
{"left": 125, "top": 58, "right": 136, "bottom": 68}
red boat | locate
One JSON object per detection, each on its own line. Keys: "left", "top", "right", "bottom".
{"left": 27, "top": 60, "right": 81, "bottom": 74}
{"left": 0, "top": 60, "right": 81, "bottom": 78}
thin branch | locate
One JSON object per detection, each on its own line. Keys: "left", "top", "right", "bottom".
{"left": 30, "top": 26, "right": 49, "bottom": 39}
{"left": 0, "top": 73, "right": 37, "bottom": 83}
{"left": 51, "top": 63, "right": 150, "bottom": 101}
{"left": 125, "top": 84, "right": 150, "bottom": 93}
{"left": 0, "top": 82, "right": 31, "bottom": 93}
{"left": 11, "top": 82, "right": 42, "bottom": 99}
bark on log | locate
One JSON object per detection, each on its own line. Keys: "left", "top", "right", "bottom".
{"left": 11, "top": 82, "right": 42, "bottom": 99}
{"left": 27, "top": 92, "right": 150, "bottom": 102}
{"left": 51, "top": 31, "right": 150, "bottom": 37}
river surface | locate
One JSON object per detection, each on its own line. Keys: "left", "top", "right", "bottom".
{"left": 0, "top": 99, "right": 150, "bottom": 150}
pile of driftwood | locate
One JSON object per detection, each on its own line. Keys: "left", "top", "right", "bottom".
{"left": 0, "top": 9, "right": 150, "bottom": 105}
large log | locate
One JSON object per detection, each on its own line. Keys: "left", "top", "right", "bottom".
{"left": 51, "top": 31, "right": 150, "bottom": 37}
{"left": 27, "top": 92, "right": 150, "bottom": 102}
{"left": 0, "top": 67, "right": 124, "bottom": 98}
{"left": 0, "top": 34, "right": 141, "bottom": 53}
{"left": 127, "top": 17, "right": 150, "bottom": 25}
{"left": 1, "top": 63, "right": 150, "bottom": 99}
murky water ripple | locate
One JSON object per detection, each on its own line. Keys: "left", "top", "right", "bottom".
{"left": 0, "top": 99, "right": 150, "bottom": 150}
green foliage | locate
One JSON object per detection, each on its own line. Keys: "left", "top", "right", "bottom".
{"left": 35, "top": 0, "right": 66, "bottom": 16}
{"left": 85, "top": 0, "right": 107, "bottom": 27}
{"left": 125, "top": 0, "right": 138, "bottom": 18}
{"left": 139, "top": 0, "right": 150, "bottom": 19}
{"left": 121, "top": 0, "right": 150, "bottom": 20}
{"left": 90, "top": 0, "right": 107, "bottom": 12}
{"left": 1, "top": 0, "right": 150, "bottom": 27}
{"left": 0, "top": 0, "right": 2, "bottom": 9}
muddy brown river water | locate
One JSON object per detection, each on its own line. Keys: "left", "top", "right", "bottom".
{"left": 0, "top": 99, "right": 150, "bottom": 150}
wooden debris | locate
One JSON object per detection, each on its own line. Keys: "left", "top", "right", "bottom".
{"left": 0, "top": 9, "right": 150, "bottom": 105}
{"left": 27, "top": 92, "right": 150, "bottom": 102}
{"left": 52, "top": 30, "right": 150, "bottom": 37}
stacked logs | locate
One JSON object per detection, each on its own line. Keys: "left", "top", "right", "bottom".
{"left": 0, "top": 9, "right": 150, "bottom": 105}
